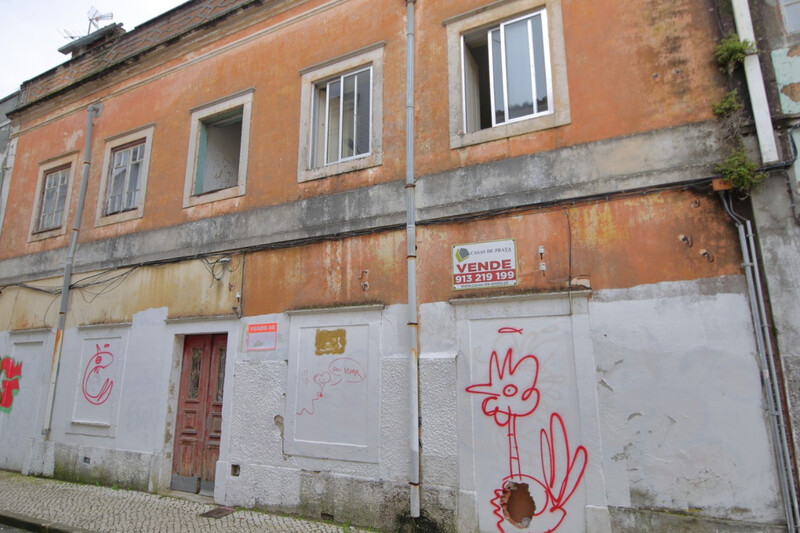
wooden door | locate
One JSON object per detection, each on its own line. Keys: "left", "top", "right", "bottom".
{"left": 172, "top": 334, "right": 226, "bottom": 494}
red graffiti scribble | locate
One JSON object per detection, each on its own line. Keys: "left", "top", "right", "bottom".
{"left": 499, "top": 327, "right": 524, "bottom": 334}
{"left": 82, "top": 344, "right": 114, "bottom": 406}
{"left": 297, "top": 357, "right": 366, "bottom": 415}
{"left": 466, "top": 338, "right": 587, "bottom": 532}
{"left": 0, "top": 357, "right": 23, "bottom": 413}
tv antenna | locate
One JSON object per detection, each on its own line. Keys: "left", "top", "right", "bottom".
{"left": 87, "top": 6, "right": 113, "bottom": 34}
{"left": 60, "top": 28, "right": 82, "bottom": 41}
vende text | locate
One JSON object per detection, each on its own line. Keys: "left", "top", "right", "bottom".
{"left": 455, "top": 259, "right": 512, "bottom": 273}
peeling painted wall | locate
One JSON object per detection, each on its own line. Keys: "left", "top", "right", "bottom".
{"left": 591, "top": 280, "right": 782, "bottom": 524}
{"left": 771, "top": 45, "right": 800, "bottom": 114}
{"left": 0, "top": 255, "right": 242, "bottom": 331}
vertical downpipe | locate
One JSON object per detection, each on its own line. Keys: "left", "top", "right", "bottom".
{"left": 405, "top": 0, "right": 421, "bottom": 519}
{"left": 42, "top": 103, "right": 102, "bottom": 437}
{"left": 722, "top": 194, "right": 799, "bottom": 531}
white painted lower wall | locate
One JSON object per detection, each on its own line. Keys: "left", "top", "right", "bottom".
{"left": 0, "top": 276, "right": 787, "bottom": 531}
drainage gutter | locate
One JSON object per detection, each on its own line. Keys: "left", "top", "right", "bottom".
{"left": 731, "top": 0, "right": 779, "bottom": 163}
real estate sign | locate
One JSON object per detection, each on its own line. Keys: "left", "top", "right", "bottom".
{"left": 452, "top": 238, "right": 518, "bottom": 290}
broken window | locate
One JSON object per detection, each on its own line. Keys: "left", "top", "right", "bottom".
{"left": 36, "top": 165, "right": 70, "bottom": 233}
{"left": 105, "top": 140, "right": 145, "bottom": 215}
{"left": 96, "top": 125, "right": 154, "bottom": 226}
{"left": 183, "top": 90, "right": 252, "bottom": 208}
{"left": 194, "top": 108, "right": 243, "bottom": 195}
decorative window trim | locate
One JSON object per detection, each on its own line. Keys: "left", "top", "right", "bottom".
{"left": 183, "top": 89, "right": 253, "bottom": 208}
{"left": 297, "top": 43, "right": 384, "bottom": 183}
{"left": 95, "top": 124, "right": 155, "bottom": 227}
{"left": 28, "top": 152, "right": 78, "bottom": 242}
{"left": 445, "top": 0, "right": 570, "bottom": 149}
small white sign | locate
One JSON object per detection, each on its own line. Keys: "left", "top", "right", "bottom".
{"left": 452, "top": 239, "right": 518, "bottom": 290}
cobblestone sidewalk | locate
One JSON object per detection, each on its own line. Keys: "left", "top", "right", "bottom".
{"left": 0, "top": 470, "right": 374, "bottom": 533}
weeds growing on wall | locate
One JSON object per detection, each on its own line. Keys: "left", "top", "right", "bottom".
{"left": 712, "top": 33, "right": 764, "bottom": 194}
{"left": 714, "top": 32, "right": 753, "bottom": 74}
{"left": 715, "top": 147, "right": 766, "bottom": 191}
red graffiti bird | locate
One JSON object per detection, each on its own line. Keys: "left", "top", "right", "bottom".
{"left": 467, "top": 341, "right": 587, "bottom": 532}
{"left": 82, "top": 344, "right": 114, "bottom": 406}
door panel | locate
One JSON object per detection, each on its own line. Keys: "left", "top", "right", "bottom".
{"left": 0, "top": 342, "right": 46, "bottom": 471}
{"left": 172, "top": 334, "right": 226, "bottom": 493}
{"left": 201, "top": 335, "right": 226, "bottom": 485}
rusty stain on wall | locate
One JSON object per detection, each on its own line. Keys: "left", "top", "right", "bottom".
{"left": 1, "top": 255, "right": 243, "bottom": 331}
{"left": 244, "top": 231, "right": 406, "bottom": 316}
{"left": 418, "top": 189, "right": 741, "bottom": 305}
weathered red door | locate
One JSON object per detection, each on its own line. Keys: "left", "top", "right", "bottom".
{"left": 172, "top": 334, "right": 226, "bottom": 494}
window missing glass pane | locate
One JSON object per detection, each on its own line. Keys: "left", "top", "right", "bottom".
{"left": 183, "top": 90, "right": 252, "bottom": 208}
{"left": 195, "top": 108, "right": 243, "bottom": 196}
{"left": 462, "top": 10, "right": 552, "bottom": 133}
{"left": 311, "top": 67, "right": 372, "bottom": 168}
{"left": 36, "top": 165, "right": 70, "bottom": 233}
{"left": 105, "top": 140, "right": 145, "bottom": 216}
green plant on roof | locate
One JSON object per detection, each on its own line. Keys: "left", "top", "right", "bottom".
{"left": 712, "top": 90, "right": 744, "bottom": 117}
{"left": 715, "top": 147, "right": 765, "bottom": 193}
{"left": 714, "top": 32, "right": 754, "bottom": 74}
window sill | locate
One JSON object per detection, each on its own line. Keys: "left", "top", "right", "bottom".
{"left": 95, "top": 208, "right": 144, "bottom": 227}
{"left": 450, "top": 109, "right": 570, "bottom": 150}
{"left": 298, "top": 152, "right": 383, "bottom": 183}
{"left": 182, "top": 184, "right": 245, "bottom": 208}
{"left": 28, "top": 226, "right": 66, "bottom": 242}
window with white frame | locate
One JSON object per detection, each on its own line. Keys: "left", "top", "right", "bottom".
{"left": 445, "top": 0, "right": 570, "bottom": 149}
{"left": 184, "top": 90, "right": 252, "bottom": 208}
{"left": 36, "top": 166, "right": 70, "bottom": 232}
{"left": 782, "top": 0, "right": 800, "bottom": 33}
{"left": 29, "top": 153, "right": 77, "bottom": 241}
{"left": 464, "top": 10, "right": 552, "bottom": 131}
{"left": 312, "top": 67, "right": 372, "bottom": 167}
{"left": 298, "top": 44, "right": 384, "bottom": 182}
{"left": 96, "top": 124, "right": 154, "bottom": 225}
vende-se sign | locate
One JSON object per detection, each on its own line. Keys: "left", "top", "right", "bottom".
{"left": 452, "top": 239, "right": 518, "bottom": 290}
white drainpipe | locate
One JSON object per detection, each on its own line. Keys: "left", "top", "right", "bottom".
{"left": 405, "top": 0, "right": 421, "bottom": 519}
{"left": 731, "top": 0, "right": 779, "bottom": 163}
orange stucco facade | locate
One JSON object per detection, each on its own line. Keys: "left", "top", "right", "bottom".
{"left": 1, "top": 0, "right": 728, "bottom": 271}
{"left": 4, "top": 1, "right": 790, "bottom": 531}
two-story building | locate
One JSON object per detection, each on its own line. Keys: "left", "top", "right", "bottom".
{"left": 1, "top": 0, "right": 798, "bottom": 531}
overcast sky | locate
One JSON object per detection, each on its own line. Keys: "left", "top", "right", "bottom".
{"left": 0, "top": 0, "right": 187, "bottom": 97}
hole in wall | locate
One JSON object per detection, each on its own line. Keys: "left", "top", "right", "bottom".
{"left": 82, "top": 456, "right": 91, "bottom": 465}
{"left": 230, "top": 464, "right": 240, "bottom": 477}
{"left": 502, "top": 480, "right": 536, "bottom": 529}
